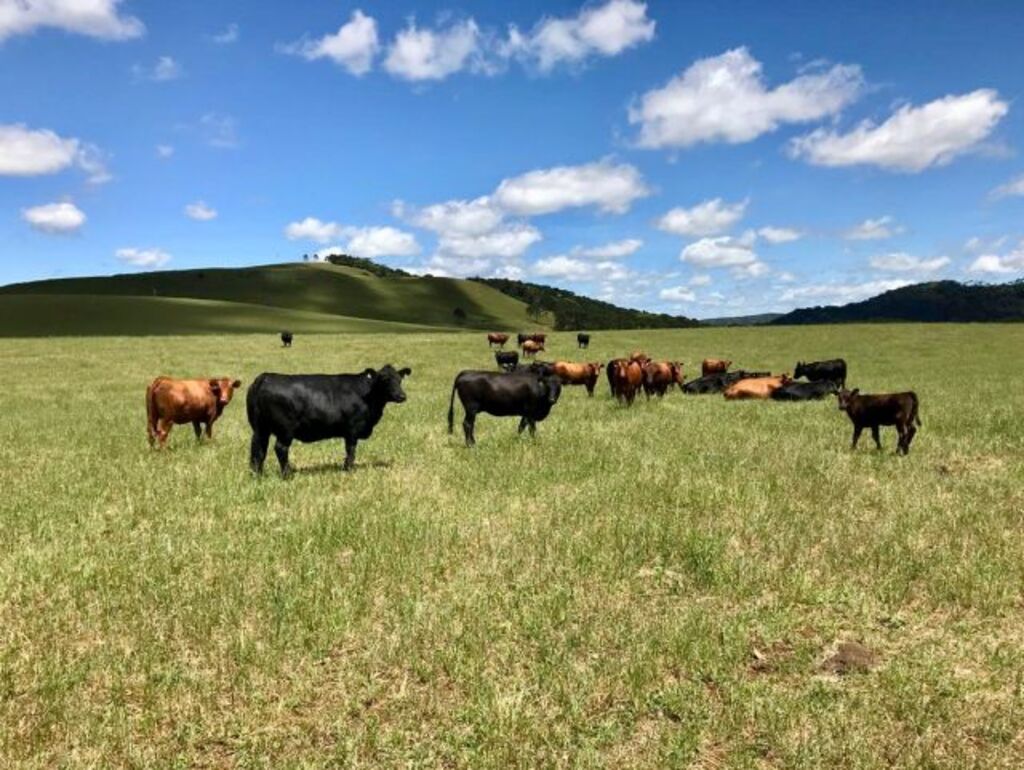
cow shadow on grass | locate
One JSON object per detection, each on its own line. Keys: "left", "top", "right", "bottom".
{"left": 291, "top": 460, "right": 394, "bottom": 476}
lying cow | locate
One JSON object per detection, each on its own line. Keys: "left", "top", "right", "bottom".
{"left": 146, "top": 376, "right": 242, "bottom": 447}
{"left": 246, "top": 364, "right": 411, "bottom": 476}
{"left": 837, "top": 388, "right": 921, "bottom": 455}
{"left": 702, "top": 358, "right": 731, "bottom": 377}
{"left": 487, "top": 332, "right": 510, "bottom": 349}
{"left": 682, "top": 371, "right": 770, "bottom": 394}
{"left": 642, "top": 361, "right": 683, "bottom": 398}
{"left": 795, "top": 358, "right": 847, "bottom": 388}
{"left": 447, "top": 370, "right": 562, "bottom": 447}
{"left": 281, "top": 331, "right": 293, "bottom": 347}
{"left": 495, "top": 350, "right": 519, "bottom": 371}
{"left": 522, "top": 339, "right": 545, "bottom": 357}
{"left": 771, "top": 380, "right": 838, "bottom": 401}
{"left": 552, "top": 361, "right": 603, "bottom": 396}
{"left": 723, "top": 375, "right": 791, "bottom": 400}
{"left": 577, "top": 333, "right": 591, "bottom": 349}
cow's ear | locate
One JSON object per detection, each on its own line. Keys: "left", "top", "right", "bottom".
{"left": 362, "top": 368, "right": 376, "bottom": 379}
{"left": 398, "top": 367, "right": 412, "bottom": 377}
{"left": 851, "top": 388, "right": 860, "bottom": 397}
{"left": 232, "top": 379, "right": 242, "bottom": 389}
{"left": 208, "top": 378, "right": 221, "bottom": 391}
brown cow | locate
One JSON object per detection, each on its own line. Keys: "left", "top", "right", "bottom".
{"left": 552, "top": 361, "right": 604, "bottom": 396}
{"left": 487, "top": 332, "right": 510, "bottom": 349}
{"left": 702, "top": 358, "right": 732, "bottom": 376}
{"left": 723, "top": 374, "right": 791, "bottom": 400}
{"left": 611, "top": 359, "right": 644, "bottom": 405}
{"left": 146, "top": 376, "right": 242, "bottom": 447}
{"left": 529, "top": 333, "right": 547, "bottom": 344}
{"left": 642, "top": 361, "right": 684, "bottom": 398}
{"left": 522, "top": 340, "right": 545, "bottom": 358}
{"left": 629, "top": 350, "right": 650, "bottom": 364}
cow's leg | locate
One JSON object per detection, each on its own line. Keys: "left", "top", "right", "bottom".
{"left": 157, "top": 419, "right": 173, "bottom": 447}
{"left": 871, "top": 425, "right": 882, "bottom": 450}
{"left": 343, "top": 436, "right": 357, "bottom": 471}
{"left": 193, "top": 421, "right": 203, "bottom": 441}
{"left": 250, "top": 432, "right": 269, "bottom": 474}
{"left": 903, "top": 423, "right": 916, "bottom": 454}
{"left": 462, "top": 410, "right": 477, "bottom": 447}
{"left": 518, "top": 416, "right": 528, "bottom": 434}
{"left": 586, "top": 383, "right": 594, "bottom": 397}
{"left": 274, "top": 438, "right": 293, "bottom": 478}
{"left": 895, "top": 423, "right": 908, "bottom": 455}
{"left": 528, "top": 419, "right": 537, "bottom": 436}
{"left": 851, "top": 425, "right": 862, "bottom": 450}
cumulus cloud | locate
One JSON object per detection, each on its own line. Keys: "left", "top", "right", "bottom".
{"left": 869, "top": 252, "right": 950, "bottom": 273}
{"left": 533, "top": 255, "right": 631, "bottom": 282}
{"left": 384, "top": 18, "right": 482, "bottom": 81}
{"left": 659, "top": 285, "right": 696, "bottom": 302}
{"left": 790, "top": 89, "right": 1008, "bottom": 172}
{"left": 679, "top": 234, "right": 769, "bottom": 279}
{"left": 844, "top": 215, "right": 902, "bottom": 240}
{"left": 286, "top": 217, "right": 420, "bottom": 257}
{"left": 280, "top": 10, "right": 379, "bottom": 76}
{"left": 779, "top": 279, "right": 911, "bottom": 304}
{"left": 184, "top": 201, "right": 217, "bottom": 221}
{"left": 0, "top": 0, "right": 144, "bottom": 42}
{"left": 493, "top": 159, "right": 649, "bottom": 216}
{"left": 211, "top": 23, "right": 238, "bottom": 44}
{"left": 21, "top": 201, "right": 86, "bottom": 234}
{"left": 689, "top": 274, "right": 712, "bottom": 286}
{"left": 0, "top": 123, "right": 110, "bottom": 183}
{"left": 656, "top": 197, "right": 746, "bottom": 237}
{"left": 967, "top": 241, "right": 1024, "bottom": 274}
{"left": 116, "top": 247, "right": 171, "bottom": 269}
{"left": 134, "top": 56, "right": 182, "bottom": 82}
{"left": 437, "top": 224, "right": 541, "bottom": 260}
{"left": 394, "top": 196, "right": 503, "bottom": 237}
{"left": 285, "top": 217, "right": 343, "bottom": 243}
{"left": 758, "top": 226, "right": 802, "bottom": 243}
{"left": 575, "top": 238, "right": 642, "bottom": 258}
{"left": 990, "top": 173, "right": 1024, "bottom": 200}
{"left": 629, "top": 47, "right": 863, "bottom": 149}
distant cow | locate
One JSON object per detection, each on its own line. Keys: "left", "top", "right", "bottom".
{"left": 577, "top": 333, "right": 591, "bottom": 349}
{"left": 642, "top": 361, "right": 683, "bottom": 398}
{"left": 682, "top": 371, "right": 770, "bottom": 395}
{"left": 702, "top": 358, "right": 732, "bottom": 376}
{"left": 529, "top": 333, "right": 547, "bottom": 344}
{"left": 837, "top": 388, "right": 921, "bottom": 455}
{"left": 552, "top": 361, "right": 603, "bottom": 396}
{"left": 517, "top": 333, "right": 529, "bottom": 346}
{"left": 795, "top": 358, "right": 847, "bottom": 388}
{"left": 246, "top": 365, "right": 411, "bottom": 476}
{"left": 487, "top": 332, "right": 510, "bottom": 349}
{"left": 146, "top": 376, "right": 242, "bottom": 447}
{"left": 495, "top": 350, "right": 519, "bottom": 371}
{"left": 723, "top": 375, "right": 791, "bottom": 400}
{"left": 281, "top": 331, "right": 293, "bottom": 347}
{"left": 611, "top": 359, "right": 644, "bottom": 405}
{"left": 522, "top": 339, "right": 545, "bottom": 357}
{"left": 447, "top": 370, "right": 562, "bottom": 447}
{"left": 771, "top": 380, "right": 838, "bottom": 401}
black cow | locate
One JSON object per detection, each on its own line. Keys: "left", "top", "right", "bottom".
{"left": 837, "top": 388, "right": 921, "bottom": 455}
{"left": 771, "top": 380, "right": 838, "bottom": 401}
{"left": 495, "top": 350, "right": 519, "bottom": 371}
{"left": 514, "top": 361, "right": 556, "bottom": 377}
{"left": 517, "top": 332, "right": 528, "bottom": 346}
{"left": 795, "top": 358, "right": 847, "bottom": 388}
{"left": 577, "top": 333, "right": 591, "bottom": 349}
{"left": 447, "top": 370, "right": 562, "bottom": 447}
{"left": 281, "top": 331, "right": 293, "bottom": 347}
{"left": 682, "top": 370, "right": 771, "bottom": 394}
{"left": 247, "top": 364, "right": 411, "bottom": 476}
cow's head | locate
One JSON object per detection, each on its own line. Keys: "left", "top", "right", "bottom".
{"left": 794, "top": 361, "right": 806, "bottom": 378}
{"left": 539, "top": 375, "right": 562, "bottom": 405}
{"left": 365, "top": 364, "right": 412, "bottom": 404}
{"left": 836, "top": 388, "right": 859, "bottom": 411}
{"left": 209, "top": 378, "right": 242, "bottom": 408}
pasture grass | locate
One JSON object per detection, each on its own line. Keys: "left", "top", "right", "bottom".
{"left": 1, "top": 324, "right": 1022, "bottom": 768}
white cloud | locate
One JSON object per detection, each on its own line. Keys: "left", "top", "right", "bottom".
{"left": 779, "top": 279, "right": 911, "bottom": 304}
{"left": 508, "top": 0, "right": 655, "bottom": 71}
{"left": 116, "top": 247, "right": 171, "bottom": 269}
{"left": 790, "top": 89, "right": 1008, "bottom": 172}
{"left": 680, "top": 235, "right": 758, "bottom": 268}
{"left": 21, "top": 201, "right": 85, "bottom": 234}
{"left": 659, "top": 285, "right": 696, "bottom": 302}
{"left": 184, "top": 201, "right": 217, "bottom": 221}
{"left": 211, "top": 23, "right": 238, "bottom": 44}
{"left": 533, "top": 255, "right": 630, "bottom": 282}
{"left": 843, "top": 215, "right": 903, "bottom": 240}
{"left": 758, "top": 226, "right": 802, "bottom": 243}
{"left": 629, "top": 47, "right": 863, "bottom": 149}
{"left": 134, "top": 56, "right": 182, "bottom": 82}
{"left": 156, "top": 144, "right": 174, "bottom": 159}
{"left": 285, "top": 217, "right": 344, "bottom": 243}
{"left": 344, "top": 226, "right": 421, "bottom": 258}
{"left": 199, "top": 113, "right": 239, "bottom": 149}
{"left": 656, "top": 197, "right": 746, "bottom": 237}
{"left": 0, "top": 123, "right": 110, "bottom": 182}
{"left": 493, "top": 159, "right": 649, "bottom": 216}
{"left": 965, "top": 235, "right": 1007, "bottom": 254}
{"left": 394, "top": 196, "right": 503, "bottom": 237}
{"left": 384, "top": 18, "right": 482, "bottom": 81}
{"left": 869, "top": 252, "right": 950, "bottom": 273}
{"left": 990, "top": 173, "right": 1024, "bottom": 200}
{"left": 689, "top": 274, "right": 712, "bottom": 286}
{"left": 576, "top": 238, "right": 643, "bottom": 258}
{"left": 281, "top": 10, "right": 379, "bottom": 76}
{"left": 967, "top": 242, "right": 1024, "bottom": 274}
{"left": 0, "top": 0, "right": 144, "bottom": 42}
{"left": 438, "top": 224, "right": 541, "bottom": 260}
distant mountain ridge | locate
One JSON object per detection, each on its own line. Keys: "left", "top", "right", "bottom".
{"left": 701, "top": 312, "right": 783, "bottom": 326}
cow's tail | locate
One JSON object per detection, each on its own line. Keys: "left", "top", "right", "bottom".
{"left": 447, "top": 380, "right": 458, "bottom": 434}
{"left": 145, "top": 377, "right": 163, "bottom": 445}
{"left": 913, "top": 392, "right": 922, "bottom": 426}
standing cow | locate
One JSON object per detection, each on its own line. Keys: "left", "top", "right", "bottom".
{"left": 522, "top": 339, "right": 545, "bottom": 358}
{"left": 702, "top": 358, "right": 731, "bottom": 377}
{"left": 577, "top": 333, "right": 591, "bottom": 349}
{"left": 146, "top": 376, "right": 242, "bottom": 447}
{"left": 281, "top": 331, "right": 293, "bottom": 347}
{"left": 837, "top": 388, "right": 920, "bottom": 455}
{"left": 611, "top": 359, "right": 644, "bottom": 405}
{"left": 642, "top": 361, "right": 683, "bottom": 398}
{"left": 246, "top": 364, "right": 411, "bottom": 476}
{"left": 487, "top": 332, "right": 510, "bottom": 349}
{"left": 447, "top": 370, "right": 562, "bottom": 447}
{"left": 795, "top": 358, "right": 847, "bottom": 388}
{"left": 552, "top": 361, "right": 603, "bottom": 396}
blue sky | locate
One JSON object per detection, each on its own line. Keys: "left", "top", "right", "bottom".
{"left": 2, "top": 0, "right": 1024, "bottom": 316}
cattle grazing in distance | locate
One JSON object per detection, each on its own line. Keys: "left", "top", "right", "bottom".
{"left": 642, "top": 361, "right": 684, "bottom": 398}
{"left": 522, "top": 339, "right": 545, "bottom": 358}
{"left": 837, "top": 388, "right": 921, "bottom": 455}
{"left": 771, "top": 380, "right": 839, "bottom": 401}
{"left": 552, "top": 361, "right": 604, "bottom": 396}
{"left": 448, "top": 370, "right": 562, "bottom": 447}
{"left": 577, "top": 333, "right": 591, "bottom": 349}
{"left": 682, "top": 371, "right": 770, "bottom": 395}
{"left": 795, "top": 358, "right": 847, "bottom": 388}
{"left": 487, "top": 332, "right": 510, "bottom": 349}
{"left": 702, "top": 358, "right": 731, "bottom": 377}
{"left": 246, "top": 365, "right": 411, "bottom": 476}
{"left": 610, "top": 359, "right": 644, "bottom": 405}
{"left": 146, "top": 376, "right": 242, "bottom": 447}
{"left": 281, "top": 331, "right": 293, "bottom": 347}
{"left": 495, "top": 350, "right": 519, "bottom": 371}
{"left": 723, "top": 375, "right": 792, "bottom": 400}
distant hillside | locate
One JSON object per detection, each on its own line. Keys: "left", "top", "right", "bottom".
{"left": 701, "top": 312, "right": 783, "bottom": 327}
{"left": 471, "top": 277, "right": 699, "bottom": 330}
{"left": 772, "top": 280, "right": 1024, "bottom": 325}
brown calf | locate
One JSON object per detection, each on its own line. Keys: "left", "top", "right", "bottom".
{"left": 552, "top": 361, "right": 604, "bottom": 396}
{"left": 146, "top": 376, "right": 242, "bottom": 447}
{"left": 521, "top": 339, "right": 545, "bottom": 357}
{"left": 837, "top": 389, "right": 921, "bottom": 455}
{"left": 487, "top": 332, "right": 510, "bottom": 348}
{"left": 702, "top": 358, "right": 732, "bottom": 377}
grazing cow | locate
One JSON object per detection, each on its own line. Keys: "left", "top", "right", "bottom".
{"left": 448, "top": 370, "right": 562, "bottom": 447}
{"left": 528, "top": 333, "right": 547, "bottom": 344}
{"left": 723, "top": 375, "right": 792, "bottom": 400}
{"left": 577, "top": 333, "right": 591, "bottom": 349}
{"left": 682, "top": 371, "right": 770, "bottom": 395}
{"left": 642, "top": 361, "right": 683, "bottom": 398}
{"left": 281, "top": 331, "right": 293, "bottom": 347}
{"left": 522, "top": 339, "right": 545, "bottom": 358}
{"left": 552, "top": 361, "right": 604, "bottom": 396}
{"left": 495, "top": 350, "right": 519, "bottom": 371}
{"left": 795, "top": 358, "right": 847, "bottom": 388}
{"left": 771, "top": 380, "right": 838, "bottom": 401}
{"left": 246, "top": 365, "right": 411, "bottom": 476}
{"left": 611, "top": 359, "right": 644, "bottom": 405}
{"left": 702, "top": 358, "right": 732, "bottom": 377}
{"left": 146, "top": 376, "right": 242, "bottom": 447}
{"left": 487, "top": 332, "right": 510, "bottom": 349}
{"left": 837, "top": 388, "right": 921, "bottom": 455}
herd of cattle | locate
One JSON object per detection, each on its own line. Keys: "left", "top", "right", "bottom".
{"left": 143, "top": 331, "right": 922, "bottom": 476}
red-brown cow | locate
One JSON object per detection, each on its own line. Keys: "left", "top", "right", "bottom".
{"left": 146, "top": 376, "right": 242, "bottom": 447}
{"left": 522, "top": 340, "right": 545, "bottom": 358}
{"left": 611, "top": 359, "right": 644, "bottom": 405}
{"left": 629, "top": 350, "right": 651, "bottom": 364}
{"left": 552, "top": 361, "right": 604, "bottom": 396}
{"left": 642, "top": 361, "right": 684, "bottom": 398}
{"left": 487, "top": 332, "right": 510, "bottom": 348}
{"left": 702, "top": 358, "right": 732, "bottom": 377}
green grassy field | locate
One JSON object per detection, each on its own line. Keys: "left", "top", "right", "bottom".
{"left": 1, "top": 325, "right": 1022, "bottom": 768}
